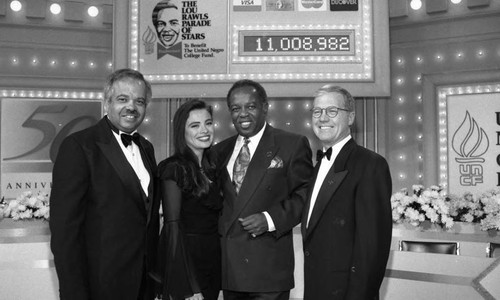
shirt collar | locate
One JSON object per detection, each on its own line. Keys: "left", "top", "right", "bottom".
{"left": 237, "top": 122, "right": 267, "bottom": 145}
{"left": 324, "top": 135, "right": 351, "bottom": 162}
{"left": 106, "top": 115, "right": 137, "bottom": 136}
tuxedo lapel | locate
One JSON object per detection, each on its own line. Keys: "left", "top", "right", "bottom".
{"left": 219, "top": 127, "right": 279, "bottom": 232}
{"left": 305, "top": 169, "right": 348, "bottom": 239}
{"left": 303, "top": 139, "right": 357, "bottom": 240}
{"left": 218, "top": 136, "right": 239, "bottom": 233}
{"left": 137, "top": 138, "right": 155, "bottom": 223}
{"left": 232, "top": 127, "right": 276, "bottom": 221}
{"left": 95, "top": 119, "right": 145, "bottom": 211}
{"left": 301, "top": 161, "right": 322, "bottom": 238}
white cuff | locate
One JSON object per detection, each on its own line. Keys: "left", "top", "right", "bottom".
{"left": 263, "top": 211, "right": 276, "bottom": 232}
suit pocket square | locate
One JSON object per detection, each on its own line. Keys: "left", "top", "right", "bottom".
{"left": 268, "top": 156, "right": 284, "bottom": 169}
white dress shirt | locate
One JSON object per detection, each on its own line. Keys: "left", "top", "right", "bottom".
{"left": 306, "top": 135, "right": 351, "bottom": 227}
{"left": 226, "top": 123, "right": 276, "bottom": 231}
{"left": 112, "top": 130, "right": 150, "bottom": 197}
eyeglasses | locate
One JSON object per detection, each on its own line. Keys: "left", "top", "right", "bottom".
{"left": 311, "top": 106, "right": 350, "bottom": 118}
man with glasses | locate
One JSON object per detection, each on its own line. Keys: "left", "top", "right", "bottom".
{"left": 301, "top": 85, "right": 392, "bottom": 300}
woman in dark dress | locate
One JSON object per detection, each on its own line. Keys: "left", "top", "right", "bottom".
{"left": 157, "top": 99, "right": 221, "bottom": 300}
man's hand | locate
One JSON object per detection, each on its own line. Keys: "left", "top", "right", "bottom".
{"left": 186, "top": 292, "right": 203, "bottom": 300}
{"left": 239, "top": 213, "right": 269, "bottom": 237}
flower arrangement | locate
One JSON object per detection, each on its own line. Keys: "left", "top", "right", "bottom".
{"left": 477, "top": 189, "right": 500, "bottom": 231}
{"left": 0, "top": 191, "right": 50, "bottom": 221}
{"left": 391, "top": 185, "right": 454, "bottom": 228}
{"left": 448, "top": 192, "right": 485, "bottom": 223}
{"left": 391, "top": 185, "right": 500, "bottom": 231}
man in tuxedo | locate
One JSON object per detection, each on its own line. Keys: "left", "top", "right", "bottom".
{"left": 50, "top": 69, "right": 159, "bottom": 300}
{"left": 214, "top": 79, "right": 313, "bottom": 300}
{"left": 301, "top": 85, "right": 392, "bottom": 300}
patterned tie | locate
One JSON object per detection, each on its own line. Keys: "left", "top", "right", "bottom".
{"left": 233, "top": 138, "right": 250, "bottom": 194}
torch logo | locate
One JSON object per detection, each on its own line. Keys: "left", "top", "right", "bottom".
{"left": 142, "top": 26, "right": 157, "bottom": 55}
{"left": 452, "top": 111, "right": 489, "bottom": 186}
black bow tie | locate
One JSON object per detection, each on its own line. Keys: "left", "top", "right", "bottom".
{"left": 316, "top": 147, "right": 332, "bottom": 162}
{"left": 121, "top": 133, "right": 140, "bottom": 147}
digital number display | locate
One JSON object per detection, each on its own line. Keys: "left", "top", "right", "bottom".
{"left": 240, "top": 30, "right": 355, "bottom": 56}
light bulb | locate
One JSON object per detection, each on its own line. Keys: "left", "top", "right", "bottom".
{"left": 50, "top": 3, "right": 61, "bottom": 15}
{"left": 10, "top": 0, "right": 22, "bottom": 12}
{"left": 88, "top": 6, "right": 99, "bottom": 17}
{"left": 410, "top": 0, "right": 422, "bottom": 10}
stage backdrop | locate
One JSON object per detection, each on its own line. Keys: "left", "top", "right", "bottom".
{"left": 444, "top": 89, "right": 500, "bottom": 194}
{"left": 114, "top": 0, "right": 390, "bottom": 97}
{"left": 1, "top": 97, "right": 101, "bottom": 199}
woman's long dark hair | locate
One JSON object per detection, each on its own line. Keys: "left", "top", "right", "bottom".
{"left": 172, "top": 99, "right": 215, "bottom": 197}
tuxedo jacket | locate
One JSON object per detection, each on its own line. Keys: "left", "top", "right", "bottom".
{"left": 49, "top": 117, "right": 160, "bottom": 300}
{"left": 214, "top": 125, "right": 313, "bottom": 292}
{"left": 301, "top": 139, "right": 392, "bottom": 300}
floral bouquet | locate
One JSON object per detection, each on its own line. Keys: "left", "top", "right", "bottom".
{"left": 391, "top": 184, "right": 454, "bottom": 229}
{"left": 478, "top": 189, "right": 500, "bottom": 231}
{"left": 0, "top": 191, "right": 50, "bottom": 221}
{"left": 448, "top": 192, "right": 485, "bottom": 223}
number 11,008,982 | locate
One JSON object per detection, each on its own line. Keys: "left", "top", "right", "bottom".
{"left": 242, "top": 34, "right": 351, "bottom": 54}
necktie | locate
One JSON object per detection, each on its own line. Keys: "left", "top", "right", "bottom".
{"left": 233, "top": 138, "right": 250, "bottom": 194}
{"left": 121, "top": 133, "right": 140, "bottom": 147}
{"left": 316, "top": 147, "right": 332, "bottom": 162}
